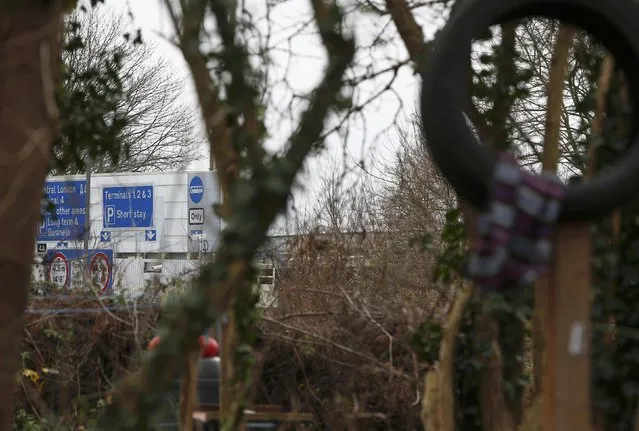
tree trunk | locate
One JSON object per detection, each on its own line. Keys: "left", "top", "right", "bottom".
{"left": 0, "top": 1, "right": 62, "bottom": 427}
{"left": 477, "top": 314, "right": 515, "bottom": 431}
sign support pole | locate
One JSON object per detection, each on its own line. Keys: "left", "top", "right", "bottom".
{"left": 83, "top": 158, "right": 92, "bottom": 281}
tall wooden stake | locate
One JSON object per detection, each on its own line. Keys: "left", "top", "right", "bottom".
{"left": 535, "top": 24, "right": 594, "bottom": 431}
{"left": 540, "top": 52, "right": 614, "bottom": 431}
{"left": 542, "top": 221, "right": 592, "bottom": 431}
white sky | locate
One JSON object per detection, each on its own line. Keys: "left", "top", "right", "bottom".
{"left": 96, "top": 0, "right": 442, "bottom": 224}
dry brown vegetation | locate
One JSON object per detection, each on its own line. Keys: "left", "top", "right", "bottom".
{"left": 16, "top": 116, "right": 457, "bottom": 429}
{"left": 17, "top": 298, "right": 157, "bottom": 428}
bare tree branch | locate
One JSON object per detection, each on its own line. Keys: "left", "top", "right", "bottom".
{"left": 54, "top": 8, "right": 202, "bottom": 174}
{"left": 99, "top": 0, "right": 356, "bottom": 428}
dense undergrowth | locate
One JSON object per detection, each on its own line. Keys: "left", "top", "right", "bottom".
{"left": 15, "top": 288, "right": 436, "bottom": 430}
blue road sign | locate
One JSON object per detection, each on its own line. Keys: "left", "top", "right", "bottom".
{"left": 100, "top": 231, "right": 111, "bottom": 242}
{"left": 37, "top": 180, "right": 87, "bottom": 242}
{"left": 189, "top": 176, "right": 204, "bottom": 204}
{"left": 145, "top": 229, "right": 157, "bottom": 241}
{"left": 102, "top": 185, "right": 153, "bottom": 228}
{"left": 43, "top": 248, "right": 114, "bottom": 292}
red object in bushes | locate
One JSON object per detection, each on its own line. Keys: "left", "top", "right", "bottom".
{"left": 198, "top": 335, "right": 220, "bottom": 358}
{"left": 148, "top": 335, "right": 162, "bottom": 350}
{"left": 147, "top": 334, "right": 219, "bottom": 358}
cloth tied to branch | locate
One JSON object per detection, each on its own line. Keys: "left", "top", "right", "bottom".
{"left": 465, "top": 152, "right": 566, "bottom": 292}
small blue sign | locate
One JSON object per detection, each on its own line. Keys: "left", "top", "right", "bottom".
{"left": 189, "top": 176, "right": 204, "bottom": 204}
{"left": 103, "top": 185, "right": 153, "bottom": 228}
{"left": 190, "top": 229, "right": 203, "bottom": 235}
{"left": 100, "top": 231, "right": 111, "bottom": 242}
{"left": 37, "top": 180, "right": 87, "bottom": 242}
{"left": 145, "top": 229, "right": 157, "bottom": 241}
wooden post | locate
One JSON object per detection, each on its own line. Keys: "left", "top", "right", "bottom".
{"left": 542, "top": 221, "right": 592, "bottom": 431}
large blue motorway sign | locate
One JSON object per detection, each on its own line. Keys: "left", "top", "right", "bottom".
{"left": 102, "top": 185, "right": 154, "bottom": 228}
{"left": 37, "top": 180, "right": 87, "bottom": 242}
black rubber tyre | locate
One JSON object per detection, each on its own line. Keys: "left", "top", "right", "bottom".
{"left": 420, "top": 0, "right": 639, "bottom": 221}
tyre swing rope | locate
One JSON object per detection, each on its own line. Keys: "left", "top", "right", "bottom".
{"left": 419, "top": 0, "right": 639, "bottom": 430}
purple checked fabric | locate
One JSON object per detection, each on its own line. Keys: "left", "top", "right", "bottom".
{"left": 465, "top": 152, "right": 566, "bottom": 292}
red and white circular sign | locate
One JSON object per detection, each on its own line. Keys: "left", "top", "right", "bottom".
{"left": 48, "top": 252, "right": 69, "bottom": 288}
{"left": 90, "top": 252, "right": 111, "bottom": 293}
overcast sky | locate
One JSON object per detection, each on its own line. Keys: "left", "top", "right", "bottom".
{"left": 96, "top": 0, "right": 442, "bottom": 227}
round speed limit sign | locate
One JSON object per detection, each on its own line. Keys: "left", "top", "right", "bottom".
{"left": 48, "top": 252, "right": 69, "bottom": 288}
{"left": 90, "top": 252, "right": 111, "bottom": 293}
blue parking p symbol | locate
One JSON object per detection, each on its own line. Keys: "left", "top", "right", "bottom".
{"left": 105, "top": 205, "right": 115, "bottom": 226}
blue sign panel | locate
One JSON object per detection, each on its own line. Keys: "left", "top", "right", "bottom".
{"left": 37, "top": 180, "right": 87, "bottom": 242}
{"left": 145, "top": 229, "right": 157, "bottom": 241}
{"left": 102, "top": 185, "right": 153, "bottom": 228}
{"left": 100, "top": 231, "right": 111, "bottom": 242}
{"left": 43, "top": 248, "right": 114, "bottom": 292}
{"left": 189, "top": 176, "right": 204, "bottom": 204}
